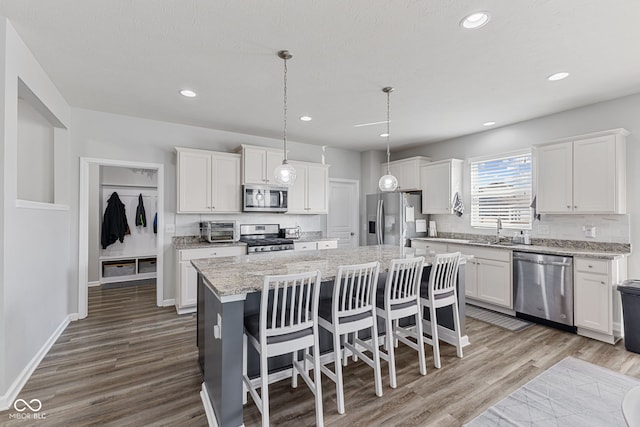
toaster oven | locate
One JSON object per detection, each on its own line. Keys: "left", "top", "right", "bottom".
{"left": 199, "top": 221, "right": 238, "bottom": 243}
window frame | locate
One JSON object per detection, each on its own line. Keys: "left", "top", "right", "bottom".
{"left": 469, "top": 149, "right": 533, "bottom": 230}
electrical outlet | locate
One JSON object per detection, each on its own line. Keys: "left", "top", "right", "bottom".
{"left": 537, "top": 224, "right": 550, "bottom": 235}
{"left": 583, "top": 225, "right": 596, "bottom": 238}
{"left": 165, "top": 223, "right": 176, "bottom": 233}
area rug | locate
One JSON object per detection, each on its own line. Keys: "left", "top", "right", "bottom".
{"left": 465, "top": 357, "right": 640, "bottom": 426}
{"left": 466, "top": 304, "right": 533, "bottom": 332}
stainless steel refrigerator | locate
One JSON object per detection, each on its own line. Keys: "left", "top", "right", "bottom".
{"left": 366, "top": 192, "right": 428, "bottom": 247}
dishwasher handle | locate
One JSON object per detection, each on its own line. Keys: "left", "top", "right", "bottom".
{"left": 513, "top": 256, "right": 572, "bottom": 267}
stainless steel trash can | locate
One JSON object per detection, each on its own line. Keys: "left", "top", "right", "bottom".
{"left": 618, "top": 280, "right": 640, "bottom": 354}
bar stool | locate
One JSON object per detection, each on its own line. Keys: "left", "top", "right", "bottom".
{"left": 420, "top": 252, "right": 463, "bottom": 369}
{"left": 242, "top": 270, "right": 324, "bottom": 427}
{"left": 375, "top": 256, "right": 427, "bottom": 388}
{"left": 317, "top": 261, "right": 383, "bottom": 414}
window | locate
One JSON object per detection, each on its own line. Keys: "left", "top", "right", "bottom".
{"left": 470, "top": 150, "right": 532, "bottom": 229}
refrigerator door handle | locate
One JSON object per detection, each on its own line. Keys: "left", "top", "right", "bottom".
{"left": 380, "top": 199, "right": 385, "bottom": 244}
{"left": 376, "top": 200, "right": 381, "bottom": 244}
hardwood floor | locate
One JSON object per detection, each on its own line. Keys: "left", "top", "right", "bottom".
{"left": 2, "top": 284, "right": 639, "bottom": 426}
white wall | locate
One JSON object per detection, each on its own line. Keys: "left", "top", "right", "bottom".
{"left": 17, "top": 98, "right": 54, "bottom": 203}
{"left": 0, "top": 19, "right": 71, "bottom": 408}
{"left": 393, "top": 92, "right": 640, "bottom": 274}
{"left": 68, "top": 108, "right": 362, "bottom": 306}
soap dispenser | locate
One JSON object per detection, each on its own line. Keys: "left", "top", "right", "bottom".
{"left": 524, "top": 231, "right": 531, "bottom": 245}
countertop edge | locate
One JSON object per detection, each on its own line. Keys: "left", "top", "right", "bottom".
{"left": 411, "top": 237, "right": 629, "bottom": 260}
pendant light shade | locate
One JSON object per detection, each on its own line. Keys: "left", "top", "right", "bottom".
{"left": 379, "top": 173, "right": 398, "bottom": 192}
{"left": 379, "top": 86, "right": 398, "bottom": 192}
{"left": 274, "top": 50, "right": 297, "bottom": 187}
{"left": 274, "top": 161, "right": 296, "bottom": 185}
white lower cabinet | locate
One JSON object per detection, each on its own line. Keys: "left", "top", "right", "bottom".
{"left": 574, "top": 257, "right": 626, "bottom": 343}
{"left": 448, "top": 244, "right": 512, "bottom": 310}
{"left": 176, "top": 246, "right": 246, "bottom": 314}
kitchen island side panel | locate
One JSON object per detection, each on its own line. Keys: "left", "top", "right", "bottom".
{"left": 201, "top": 274, "right": 244, "bottom": 427}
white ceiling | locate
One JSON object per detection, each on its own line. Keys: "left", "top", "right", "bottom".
{"left": 1, "top": 0, "right": 640, "bottom": 151}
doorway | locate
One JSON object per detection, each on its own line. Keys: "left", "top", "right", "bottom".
{"left": 78, "top": 158, "right": 164, "bottom": 319}
{"left": 327, "top": 179, "right": 359, "bottom": 247}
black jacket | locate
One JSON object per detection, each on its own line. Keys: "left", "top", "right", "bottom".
{"left": 135, "top": 194, "right": 146, "bottom": 227}
{"left": 101, "top": 192, "right": 130, "bottom": 249}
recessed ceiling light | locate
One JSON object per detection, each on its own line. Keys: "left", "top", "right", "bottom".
{"left": 547, "top": 72, "right": 570, "bottom": 81}
{"left": 460, "top": 11, "right": 490, "bottom": 29}
{"left": 483, "top": 121, "right": 496, "bottom": 126}
{"left": 180, "top": 89, "right": 197, "bottom": 97}
{"left": 299, "top": 115, "right": 312, "bottom": 122}
{"left": 380, "top": 133, "right": 389, "bottom": 137}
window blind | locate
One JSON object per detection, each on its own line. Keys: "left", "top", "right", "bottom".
{"left": 470, "top": 150, "right": 532, "bottom": 229}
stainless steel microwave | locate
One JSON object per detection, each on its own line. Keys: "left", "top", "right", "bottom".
{"left": 242, "top": 185, "right": 288, "bottom": 213}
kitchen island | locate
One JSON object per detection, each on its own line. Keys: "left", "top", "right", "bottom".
{"left": 192, "top": 245, "right": 468, "bottom": 427}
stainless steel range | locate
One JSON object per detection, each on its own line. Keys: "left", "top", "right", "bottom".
{"left": 239, "top": 224, "right": 294, "bottom": 254}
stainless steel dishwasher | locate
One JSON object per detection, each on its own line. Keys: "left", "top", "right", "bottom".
{"left": 513, "top": 251, "right": 575, "bottom": 329}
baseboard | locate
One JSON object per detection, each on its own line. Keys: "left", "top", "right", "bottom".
{"left": 162, "top": 299, "right": 175, "bottom": 308}
{"left": 0, "top": 314, "right": 72, "bottom": 411}
{"left": 201, "top": 383, "right": 220, "bottom": 427}
{"left": 466, "top": 300, "right": 515, "bottom": 316}
{"left": 176, "top": 305, "right": 196, "bottom": 315}
{"left": 87, "top": 281, "right": 101, "bottom": 287}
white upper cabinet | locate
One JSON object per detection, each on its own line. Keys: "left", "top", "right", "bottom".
{"left": 176, "top": 147, "right": 241, "bottom": 213}
{"left": 380, "top": 156, "right": 431, "bottom": 191}
{"left": 536, "top": 129, "right": 628, "bottom": 214}
{"left": 287, "top": 161, "right": 329, "bottom": 214}
{"left": 238, "top": 144, "right": 284, "bottom": 185}
{"left": 419, "top": 159, "right": 463, "bottom": 214}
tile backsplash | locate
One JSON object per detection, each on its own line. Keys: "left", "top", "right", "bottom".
{"left": 430, "top": 213, "right": 630, "bottom": 244}
{"left": 174, "top": 213, "right": 324, "bottom": 237}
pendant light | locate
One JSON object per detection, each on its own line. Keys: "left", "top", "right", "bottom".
{"left": 274, "top": 50, "right": 297, "bottom": 186}
{"left": 379, "top": 86, "right": 398, "bottom": 192}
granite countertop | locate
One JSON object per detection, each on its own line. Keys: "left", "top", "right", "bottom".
{"left": 173, "top": 236, "right": 247, "bottom": 250}
{"left": 411, "top": 237, "right": 629, "bottom": 260}
{"left": 191, "top": 245, "right": 468, "bottom": 298}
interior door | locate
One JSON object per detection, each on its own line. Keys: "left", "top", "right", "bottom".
{"left": 327, "top": 179, "right": 360, "bottom": 247}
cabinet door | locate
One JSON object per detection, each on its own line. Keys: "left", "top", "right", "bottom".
{"left": 573, "top": 135, "right": 616, "bottom": 213}
{"left": 575, "top": 271, "right": 611, "bottom": 334}
{"left": 287, "top": 162, "right": 307, "bottom": 213}
{"left": 179, "top": 261, "right": 198, "bottom": 308}
{"left": 465, "top": 260, "right": 478, "bottom": 298}
{"left": 212, "top": 154, "right": 241, "bottom": 212}
{"left": 536, "top": 142, "right": 573, "bottom": 213}
{"left": 306, "top": 164, "right": 328, "bottom": 213}
{"left": 178, "top": 150, "right": 212, "bottom": 213}
{"left": 265, "top": 150, "right": 284, "bottom": 185}
{"left": 420, "top": 162, "right": 451, "bottom": 214}
{"left": 243, "top": 147, "right": 267, "bottom": 184}
{"left": 477, "top": 259, "right": 512, "bottom": 308}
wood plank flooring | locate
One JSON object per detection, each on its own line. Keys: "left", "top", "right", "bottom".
{"left": 2, "top": 283, "right": 639, "bottom": 426}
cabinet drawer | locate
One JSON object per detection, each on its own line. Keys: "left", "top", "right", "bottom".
{"left": 575, "top": 258, "right": 608, "bottom": 275}
{"left": 411, "top": 240, "right": 448, "bottom": 252}
{"left": 317, "top": 240, "right": 338, "bottom": 250}
{"left": 294, "top": 242, "right": 317, "bottom": 251}
{"left": 179, "top": 246, "right": 245, "bottom": 261}
{"left": 447, "top": 244, "right": 511, "bottom": 262}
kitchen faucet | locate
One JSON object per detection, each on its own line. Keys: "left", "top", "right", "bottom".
{"left": 495, "top": 218, "right": 502, "bottom": 243}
